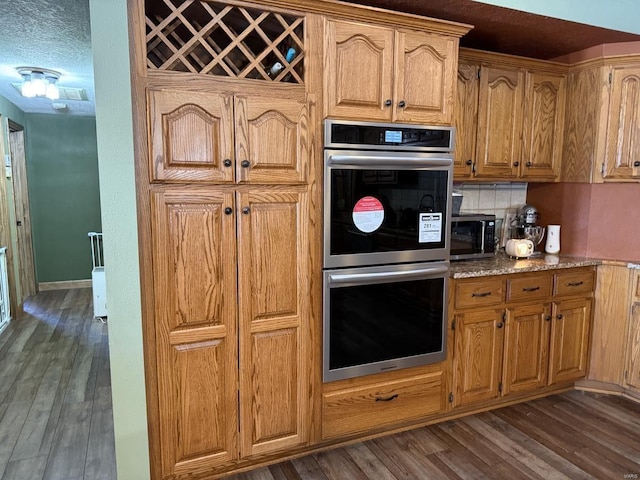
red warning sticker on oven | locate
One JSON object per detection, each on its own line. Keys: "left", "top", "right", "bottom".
{"left": 352, "top": 196, "right": 384, "bottom": 233}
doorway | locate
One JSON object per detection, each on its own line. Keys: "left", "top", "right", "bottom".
{"left": 8, "top": 120, "right": 37, "bottom": 301}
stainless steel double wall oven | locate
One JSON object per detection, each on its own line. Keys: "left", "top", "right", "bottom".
{"left": 323, "top": 120, "right": 454, "bottom": 382}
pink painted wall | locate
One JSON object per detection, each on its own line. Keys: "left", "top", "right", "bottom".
{"left": 527, "top": 183, "right": 640, "bottom": 262}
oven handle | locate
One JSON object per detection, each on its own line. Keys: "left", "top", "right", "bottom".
{"left": 327, "top": 154, "right": 452, "bottom": 168}
{"left": 327, "top": 265, "right": 449, "bottom": 286}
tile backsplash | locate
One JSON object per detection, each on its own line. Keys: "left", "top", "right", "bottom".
{"left": 454, "top": 182, "right": 528, "bottom": 220}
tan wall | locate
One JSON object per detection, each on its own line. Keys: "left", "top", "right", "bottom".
{"left": 527, "top": 182, "right": 640, "bottom": 262}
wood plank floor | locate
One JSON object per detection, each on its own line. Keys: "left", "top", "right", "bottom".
{"left": 2, "top": 290, "right": 640, "bottom": 480}
{"left": 0, "top": 289, "right": 115, "bottom": 480}
{"left": 229, "top": 390, "right": 640, "bottom": 480}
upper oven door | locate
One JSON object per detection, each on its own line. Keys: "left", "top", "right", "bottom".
{"left": 324, "top": 149, "right": 453, "bottom": 268}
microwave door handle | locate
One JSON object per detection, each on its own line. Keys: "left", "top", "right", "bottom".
{"left": 328, "top": 265, "right": 449, "bottom": 286}
{"left": 327, "top": 154, "right": 452, "bottom": 169}
{"left": 480, "top": 220, "right": 485, "bottom": 253}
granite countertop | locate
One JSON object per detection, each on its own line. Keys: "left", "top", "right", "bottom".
{"left": 450, "top": 252, "right": 601, "bottom": 278}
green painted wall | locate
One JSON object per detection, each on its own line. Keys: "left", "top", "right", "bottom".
{"left": 24, "top": 114, "right": 101, "bottom": 282}
{"left": 89, "top": 0, "right": 150, "bottom": 478}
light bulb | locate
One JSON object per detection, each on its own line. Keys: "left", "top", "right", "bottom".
{"left": 45, "top": 77, "right": 59, "bottom": 100}
{"left": 21, "top": 78, "right": 35, "bottom": 97}
{"left": 31, "top": 72, "right": 46, "bottom": 96}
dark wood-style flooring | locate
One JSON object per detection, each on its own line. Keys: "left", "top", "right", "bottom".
{"left": 2, "top": 290, "right": 640, "bottom": 480}
{"left": 0, "top": 288, "right": 115, "bottom": 480}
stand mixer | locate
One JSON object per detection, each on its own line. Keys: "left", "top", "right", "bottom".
{"left": 511, "top": 204, "right": 545, "bottom": 254}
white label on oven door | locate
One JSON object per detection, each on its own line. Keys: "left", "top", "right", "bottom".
{"left": 419, "top": 212, "right": 442, "bottom": 243}
{"left": 352, "top": 196, "right": 385, "bottom": 233}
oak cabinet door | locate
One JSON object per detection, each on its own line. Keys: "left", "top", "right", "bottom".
{"left": 151, "top": 188, "right": 238, "bottom": 477}
{"left": 548, "top": 298, "right": 592, "bottom": 385}
{"left": 325, "top": 20, "right": 394, "bottom": 121}
{"left": 475, "top": 67, "right": 524, "bottom": 179}
{"left": 394, "top": 30, "right": 456, "bottom": 125}
{"left": 234, "top": 95, "right": 309, "bottom": 184}
{"left": 453, "top": 308, "right": 505, "bottom": 406}
{"left": 236, "top": 188, "right": 309, "bottom": 457}
{"left": 453, "top": 63, "right": 479, "bottom": 178}
{"left": 521, "top": 72, "right": 566, "bottom": 180}
{"left": 148, "top": 89, "right": 234, "bottom": 183}
{"left": 625, "top": 303, "right": 640, "bottom": 392}
{"left": 603, "top": 66, "right": 640, "bottom": 179}
{"left": 503, "top": 303, "right": 550, "bottom": 394}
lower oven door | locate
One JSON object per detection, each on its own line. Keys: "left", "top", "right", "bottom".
{"left": 323, "top": 261, "right": 448, "bottom": 382}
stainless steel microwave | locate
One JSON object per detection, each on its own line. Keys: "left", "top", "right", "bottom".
{"left": 450, "top": 214, "right": 496, "bottom": 261}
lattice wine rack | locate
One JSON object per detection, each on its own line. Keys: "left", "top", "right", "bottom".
{"left": 145, "top": 0, "right": 305, "bottom": 83}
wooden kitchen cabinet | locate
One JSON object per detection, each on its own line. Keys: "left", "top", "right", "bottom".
{"left": 452, "top": 308, "right": 505, "bottom": 405}
{"left": 626, "top": 303, "right": 640, "bottom": 393}
{"left": 151, "top": 188, "right": 239, "bottom": 475}
{"left": 474, "top": 66, "right": 525, "bottom": 179}
{"left": 148, "top": 88, "right": 310, "bottom": 184}
{"left": 503, "top": 303, "right": 550, "bottom": 394}
{"left": 602, "top": 66, "right": 640, "bottom": 180}
{"left": 453, "top": 64, "right": 479, "bottom": 178}
{"left": 521, "top": 72, "right": 566, "bottom": 180}
{"left": 548, "top": 297, "right": 592, "bottom": 385}
{"left": 455, "top": 50, "right": 568, "bottom": 182}
{"left": 321, "top": 367, "right": 445, "bottom": 440}
{"left": 150, "top": 185, "right": 312, "bottom": 474}
{"left": 562, "top": 59, "right": 640, "bottom": 183}
{"left": 451, "top": 267, "right": 595, "bottom": 408}
{"left": 325, "top": 19, "right": 458, "bottom": 124}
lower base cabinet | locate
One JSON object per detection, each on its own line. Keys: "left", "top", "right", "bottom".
{"left": 321, "top": 365, "right": 446, "bottom": 440}
{"left": 451, "top": 268, "right": 594, "bottom": 408}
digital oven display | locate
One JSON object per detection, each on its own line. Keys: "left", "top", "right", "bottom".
{"left": 384, "top": 130, "right": 402, "bottom": 143}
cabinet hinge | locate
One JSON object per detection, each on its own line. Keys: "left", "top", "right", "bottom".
{"left": 451, "top": 319, "right": 456, "bottom": 330}
{"left": 601, "top": 162, "right": 605, "bottom": 176}
{"left": 498, "top": 382, "right": 503, "bottom": 393}
{"left": 609, "top": 72, "right": 613, "bottom": 84}
{"left": 448, "top": 392, "right": 454, "bottom": 403}
{"left": 625, "top": 370, "right": 628, "bottom": 380}
{"left": 477, "top": 68, "right": 481, "bottom": 79}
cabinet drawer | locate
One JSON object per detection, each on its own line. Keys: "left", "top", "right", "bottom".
{"left": 554, "top": 270, "right": 595, "bottom": 297}
{"left": 322, "top": 372, "right": 443, "bottom": 439}
{"left": 506, "top": 274, "right": 552, "bottom": 302}
{"left": 455, "top": 279, "right": 504, "bottom": 309}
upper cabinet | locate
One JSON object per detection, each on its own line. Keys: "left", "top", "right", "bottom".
{"left": 562, "top": 58, "right": 640, "bottom": 183}
{"left": 454, "top": 50, "right": 567, "bottom": 182}
{"left": 603, "top": 66, "right": 640, "bottom": 180}
{"left": 148, "top": 88, "right": 310, "bottom": 184}
{"left": 324, "top": 19, "right": 459, "bottom": 125}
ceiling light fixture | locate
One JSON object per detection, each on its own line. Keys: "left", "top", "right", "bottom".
{"left": 16, "top": 67, "right": 61, "bottom": 100}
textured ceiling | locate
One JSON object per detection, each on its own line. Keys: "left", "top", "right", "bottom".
{"left": 0, "top": 0, "right": 95, "bottom": 116}
{"left": 1, "top": 0, "right": 639, "bottom": 117}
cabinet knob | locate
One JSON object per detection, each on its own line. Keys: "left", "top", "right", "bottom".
{"left": 634, "top": 161, "right": 640, "bottom": 167}
{"left": 496, "top": 322, "right": 504, "bottom": 329}
{"left": 526, "top": 161, "right": 532, "bottom": 167}
{"left": 242, "top": 206, "right": 251, "bottom": 215}
{"left": 545, "top": 315, "right": 551, "bottom": 321}
{"left": 223, "top": 159, "right": 232, "bottom": 167}
{"left": 241, "top": 160, "right": 251, "bottom": 168}
{"left": 385, "top": 99, "right": 392, "bottom": 107}
{"left": 513, "top": 161, "right": 520, "bottom": 167}
{"left": 465, "top": 159, "right": 473, "bottom": 166}
{"left": 224, "top": 207, "right": 233, "bottom": 215}
{"left": 557, "top": 314, "right": 563, "bottom": 320}
{"left": 398, "top": 100, "right": 406, "bottom": 108}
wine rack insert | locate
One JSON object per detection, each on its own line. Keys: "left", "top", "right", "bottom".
{"left": 145, "top": 0, "right": 305, "bottom": 83}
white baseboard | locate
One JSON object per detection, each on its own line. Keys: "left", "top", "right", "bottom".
{"left": 38, "top": 279, "right": 92, "bottom": 291}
